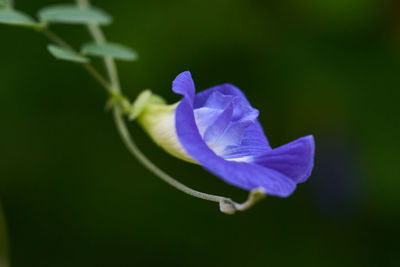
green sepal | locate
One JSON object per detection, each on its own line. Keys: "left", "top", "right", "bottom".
{"left": 129, "top": 90, "right": 152, "bottom": 120}
{"left": 129, "top": 90, "right": 167, "bottom": 120}
{"left": 133, "top": 90, "right": 197, "bottom": 164}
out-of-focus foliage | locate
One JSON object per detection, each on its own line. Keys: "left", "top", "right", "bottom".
{"left": 0, "top": 9, "right": 36, "bottom": 26}
{"left": 0, "top": 0, "right": 399, "bottom": 266}
{"left": 81, "top": 42, "right": 138, "bottom": 61}
{"left": 47, "top": 44, "right": 90, "bottom": 63}
{"left": 38, "top": 4, "right": 112, "bottom": 25}
{"left": 0, "top": 0, "right": 10, "bottom": 9}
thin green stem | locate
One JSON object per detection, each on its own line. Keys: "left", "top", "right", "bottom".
{"left": 39, "top": 22, "right": 228, "bottom": 205}
{"left": 75, "top": 0, "right": 266, "bottom": 213}
{"left": 75, "top": 0, "right": 235, "bottom": 205}
{"left": 42, "top": 28, "right": 74, "bottom": 51}
{"left": 113, "top": 107, "right": 226, "bottom": 203}
{"left": 78, "top": 0, "right": 121, "bottom": 92}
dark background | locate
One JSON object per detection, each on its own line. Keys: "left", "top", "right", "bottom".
{"left": 1, "top": 0, "right": 400, "bottom": 266}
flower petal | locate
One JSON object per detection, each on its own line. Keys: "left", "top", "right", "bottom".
{"left": 252, "top": 135, "right": 315, "bottom": 183}
{"left": 193, "top": 107, "right": 223, "bottom": 137}
{"left": 194, "top": 83, "right": 251, "bottom": 108}
{"left": 220, "top": 130, "right": 269, "bottom": 161}
{"left": 195, "top": 82, "right": 271, "bottom": 149}
{"left": 172, "top": 71, "right": 196, "bottom": 103}
{"left": 203, "top": 103, "right": 233, "bottom": 145}
{"left": 221, "top": 123, "right": 272, "bottom": 160}
{"left": 173, "top": 72, "right": 296, "bottom": 196}
{"left": 203, "top": 90, "right": 233, "bottom": 110}
{"left": 215, "top": 120, "right": 256, "bottom": 154}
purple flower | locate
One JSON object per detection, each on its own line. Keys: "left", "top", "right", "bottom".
{"left": 137, "top": 71, "right": 315, "bottom": 197}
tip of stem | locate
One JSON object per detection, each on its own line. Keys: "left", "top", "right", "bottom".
{"left": 219, "top": 187, "right": 267, "bottom": 215}
{"left": 219, "top": 199, "right": 236, "bottom": 215}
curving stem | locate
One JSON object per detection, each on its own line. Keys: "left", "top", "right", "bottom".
{"left": 76, "top": 0, "right": 265, "bottom": 214}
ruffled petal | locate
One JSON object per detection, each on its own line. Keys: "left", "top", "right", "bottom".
{"left": 172, "top": 71, "right": 196, "bottom": 103}
{"left": 203, "top": 103, "right": 234, "bottom": 145}
{"left": 252, "top": 135, "right": 315, "bottom": 183}
{"left": 193, "top": 83, "right": 271, "bottom": 150}
{"left": 193, "top": 107, "right": 223, "bottom": 136}
{"left": 216, "top": 120, "right": 255, "bottom": 151}
{"left": 203, "top": 91, "right": 233, "bottom": 110}
{"left": 194, "top": 90, "right": 261, "bottom": 157}
{"left": 194, "top": 83, "right": 252, "bottom": 108}
{"left": 174, "top": 73, "right": 296, "bottom": 196}
{"left": 195, "top": 83, "right": 270, "bottom": 149}
{"left": 222, "top": 123, "right": 272, "bottom": 160}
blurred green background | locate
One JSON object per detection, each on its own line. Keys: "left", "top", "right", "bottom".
{"left": 1, "top": 0, "right": 400, "bottom": 266}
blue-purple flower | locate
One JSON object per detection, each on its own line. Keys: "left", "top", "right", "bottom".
{"left": 137, "top": 71, "right": 315, "bottom": 197}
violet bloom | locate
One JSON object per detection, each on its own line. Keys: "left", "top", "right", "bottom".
{"left": 136, "top": 71, "right": 315, "bottom": 197}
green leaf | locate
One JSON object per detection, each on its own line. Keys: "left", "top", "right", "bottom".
{"left": 47, "top": 44, "right": 90, "bottom": 63}
{"left": 81, "top": 42, "right": 138, "bottom": 61}
{"left": 38, "top": 4, "right": 112, "bottom": 25}
{"left": 0, "top": 0, "right": 10, "bottom": 9}
{"left": 0, "top": 9, "right": 37, "bottom": 27}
